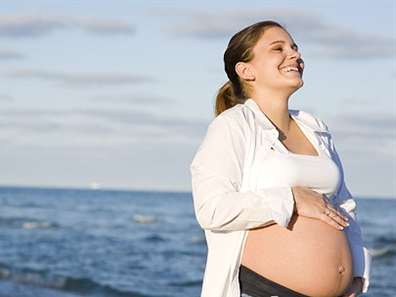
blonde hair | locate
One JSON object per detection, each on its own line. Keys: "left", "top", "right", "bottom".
{"left": 215, "top": 20, "right": 285, "bottom": 116}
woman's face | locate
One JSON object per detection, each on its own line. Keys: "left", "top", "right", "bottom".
{"left": 246, "top": 26, "right": 304, "bottom": 93}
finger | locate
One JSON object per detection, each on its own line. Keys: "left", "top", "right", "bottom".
{"left": 326, "top": 204, "right": 349, "bottom": 221}
{"left": 329, "top": 207, "right": 349, "bottom": 223}
{"left": 321, "top": 213, "right": 345, "bottom": 230}
{"left": 323, "top": 208, "right": 331, "bottom": 216}
{"left": 324, "top": 203, "right": 349, "bottom": 221}
{"left": 327, "top": 211, "right": 350, "bottom": 228}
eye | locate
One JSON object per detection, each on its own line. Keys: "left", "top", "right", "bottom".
{"left": 273, "top": 47, "right": 283, "bottom": 52}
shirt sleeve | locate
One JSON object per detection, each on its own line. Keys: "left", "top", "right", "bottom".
{"left": 190, "top": 114, "right": 295, "bottom": 232}
{"left": 330, "top": 139, "right": 372, "bottom": 293}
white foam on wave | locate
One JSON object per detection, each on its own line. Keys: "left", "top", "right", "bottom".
{"left": 0, "top": 268, "right": 10, "bottom": 278}
{"left": 190, "top": 235, "right": 206, "bottom": 244}
{"left": 22, "top": 221, "right": 56, "bottom": 229}
{"left": 369, "top": 244, "right": 396, "bottom": 258}
{"left": 133, "top": 215, "right": 158, "bottom": 224}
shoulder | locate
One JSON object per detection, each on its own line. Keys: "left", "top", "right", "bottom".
{"left": 210, "top": 103, "right": 253, "bottom": 130}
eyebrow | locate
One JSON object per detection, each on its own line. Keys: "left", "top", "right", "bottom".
{"left": 268, "top": 40, "right": 299, "bottom": 50}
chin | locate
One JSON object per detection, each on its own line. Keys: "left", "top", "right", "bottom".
{"left": 297, "top": 79, "right": 304, "bottom": 88}
{"left": 288, "top": 79, "right": 304, "bottom": 91}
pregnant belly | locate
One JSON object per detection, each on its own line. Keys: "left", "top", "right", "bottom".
{"left": 241, "top": 214, "right": 354, "bottom": 297}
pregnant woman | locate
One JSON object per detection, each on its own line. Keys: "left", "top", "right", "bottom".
{"left": 190, "top": 21, "right": 371, "bottom": 297}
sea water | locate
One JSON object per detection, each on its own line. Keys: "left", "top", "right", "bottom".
{"left": 0, "top": 187, "right": 394, "bottom": 297}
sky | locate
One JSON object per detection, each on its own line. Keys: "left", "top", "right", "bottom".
{"left": 0, "top": 0, "right": 394, "bottom": 198}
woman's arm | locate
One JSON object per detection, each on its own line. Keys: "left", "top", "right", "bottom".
{"left": 190, "top": 115, "right": 295, "bottom": 231}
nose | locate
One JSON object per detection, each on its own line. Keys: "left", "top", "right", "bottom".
{"left": 288, "top": 49, "right": 301, "bottom": 60}
{"left": 288, "top": 48, "right": 304, "bottom": 72}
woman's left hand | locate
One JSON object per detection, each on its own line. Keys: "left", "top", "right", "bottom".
{"left": 339, "top": 277, "right": 363, "bottom": 297}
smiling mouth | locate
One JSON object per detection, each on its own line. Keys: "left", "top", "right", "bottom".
{"left": 280, "top": 66, "right": 300, "bottom": 73}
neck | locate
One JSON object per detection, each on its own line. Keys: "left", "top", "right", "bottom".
{"left": 251, "top": 89, "right": 293, "bottom": 133}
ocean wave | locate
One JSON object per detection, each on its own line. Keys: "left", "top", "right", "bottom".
{"left": 369, "top": 234, "right": 396, "bottom": 258}
{"left": 144, "top": 234, "right": 166, "bottom": 242}
{"left": 190, "top": 235, "right": 206, "bottom": 244}
{"left": 23, "top": 221, "right": 57, "bottom": 229}
{"left": 369, "top": 244, "right": 396, "bottom": 258}
{"left": 133, "top": 215, "right": 158, "bottom": 224}
{"left": 0, "top": 263, "right": 151, "bottom": 297}
{"left": 377, "top": 235, "right": 396, "bottom": 245}
{"left": 0, "top": 217, "right": 58, "bottom": 229}
{"left": 168, "top": 280, "right": 202, "bottom": 287}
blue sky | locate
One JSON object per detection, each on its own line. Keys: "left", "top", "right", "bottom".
{"left": 0, "top": 0, "right": 394, "bottom": 198}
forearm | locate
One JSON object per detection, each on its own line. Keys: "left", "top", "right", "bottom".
{"left": 193, "top": 176, "right": 294, "bottom": 231}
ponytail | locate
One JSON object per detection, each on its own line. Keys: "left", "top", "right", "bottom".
{"left": 215, "top": 81, "right": 245, "bottom": 116}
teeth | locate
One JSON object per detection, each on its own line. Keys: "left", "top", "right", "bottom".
{"left": 281, "top": 66, "right": 299, "bottom": 72}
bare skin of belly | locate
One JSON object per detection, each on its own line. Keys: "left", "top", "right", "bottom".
{"left": 241, "top": 214, "right": 354, "bottom": 297}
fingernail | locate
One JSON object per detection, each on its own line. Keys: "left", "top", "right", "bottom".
{"left": 339, "top": 226, "right": 344, "bottom": 230}
{"left": 345, "top": 222, "right": 350, "bottom": 226}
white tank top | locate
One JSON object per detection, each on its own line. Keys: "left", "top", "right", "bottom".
{"left": 257, "top": 129, "right": 341, "bottom": 197}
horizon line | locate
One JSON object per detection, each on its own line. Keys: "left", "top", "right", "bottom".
{"left": 0, "top": 184, "right": 394, "bottom": 200}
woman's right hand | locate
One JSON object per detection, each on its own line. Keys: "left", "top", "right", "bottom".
{"left": 291, "top": 186, "right": 349, "bottom": 230}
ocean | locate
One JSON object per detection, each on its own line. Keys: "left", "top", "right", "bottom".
{"left": 0, "top": 187, "right": 394, "bottom": 297}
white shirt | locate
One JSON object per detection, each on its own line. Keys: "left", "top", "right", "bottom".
{"left": 254, "top": 140, "right": 342, "bottom": 196}
{"left": 190, "top": 99, "right": 371, "bottom": 297}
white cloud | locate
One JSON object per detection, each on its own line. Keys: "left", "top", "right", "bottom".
{"left": 166, "top": 8, "right": 322, "bottom": 39}
{"left": 0, "top": 93, "right": 14, "bottom": 101}
{"left": 91, "top": 94, "right": 176, "bottom": 105}
{"left": 5, "top": 69, "right": 156, "bottom": 86}
{"left": 301, "top": 29, "right": 395, "bottom": 59}
{"left": 0, "top": 13, "right": 135, "bottom": 37}
{"left": 167, "top": 7, "right": 394, "bottom": 59}
{"left": 329, "top": 112, "right": 395, "bottom": 156}
{"left": 1, "top": 106, "right": 394, "bottom": 158}
{"left": 73, "top": 108, "right": 206, "bottom": 137}
{"left": 0, "top": 107, "right": 206, "bottom": 148}
{"left": 0, "top": 47, "right": 24, "bottom": 60}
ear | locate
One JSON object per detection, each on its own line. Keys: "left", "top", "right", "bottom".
{"left": 235, "top": 62, "right": 255, "bottom": 81}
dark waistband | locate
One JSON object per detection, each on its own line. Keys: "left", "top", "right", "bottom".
{"left": 239, "top": 265, "right": 311, "bottom": 297}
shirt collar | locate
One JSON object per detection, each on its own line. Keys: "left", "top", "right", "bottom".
{"left": 244, "top": 98, "right": 328, "bottom": 134}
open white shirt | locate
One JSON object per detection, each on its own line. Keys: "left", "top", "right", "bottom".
{"left": 190, "top": 99, "right": 371, "bottom": 297}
